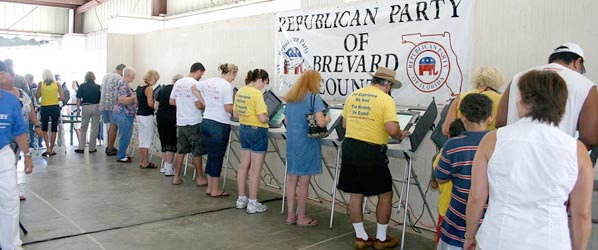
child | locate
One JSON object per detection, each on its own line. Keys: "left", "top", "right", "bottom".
{"left": 435, "top": 93, "right": 493, "bottom": 250}
{"left": 431, "top": 119, "right": 465, "bottom": 243}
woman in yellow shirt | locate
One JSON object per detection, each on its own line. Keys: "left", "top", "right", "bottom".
{"left": 35, "top": 69, "right": 65, "bottom": 157}
{"left": 442, "top": 66, "right": 504, "bottom": 136}
{"left": 232, "top": 69, "right": 270, "bottom": 214}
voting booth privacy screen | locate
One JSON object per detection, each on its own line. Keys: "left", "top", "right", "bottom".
{"left": 275, "top": 0, "right": 474, "bottom": 106}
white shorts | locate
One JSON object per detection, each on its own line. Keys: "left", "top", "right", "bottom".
{"left": 136, "top": 115, "right": 155, "bottom": 148}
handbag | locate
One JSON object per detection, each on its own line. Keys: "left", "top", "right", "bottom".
{"left": 306, "top": 94, "right": 327, "bottom": 138}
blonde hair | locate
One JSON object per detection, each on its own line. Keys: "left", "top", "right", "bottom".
{"left": 219, "top": 63, "right": 238, "bottom": 75}
{"left": 471, "top": 66, "right": 505, "bottom": 90}
{"left": 143, "top": 70, "right": 160, "bottom": 83}
{"left": 283, "top": 70, "right": 322, "bottom": 103}
{"left": 42, "top": 69, "right": 54, "bottom": 82}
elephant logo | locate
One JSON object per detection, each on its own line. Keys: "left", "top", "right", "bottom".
{"left": 419, "top": 57, "right": 438, "bottom": 76}
{"left": 403, "top": 32, "right": 464, "bottom": 95}
{"left": 283, "top": 47, "right": 305, "bottom": 75}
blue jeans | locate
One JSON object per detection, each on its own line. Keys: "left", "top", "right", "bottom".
{"left": 202, "top": 119, "right": 231, "bottom": 177}
{"left": 113, "top": 112, "right": 134, "bottom": 160}
{"left": 29, "top": 123, "right": 42, "bottom": 148}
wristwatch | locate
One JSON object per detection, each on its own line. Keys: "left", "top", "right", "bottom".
{"left": 24, "top": 151, "right": 32, "bottom": 158}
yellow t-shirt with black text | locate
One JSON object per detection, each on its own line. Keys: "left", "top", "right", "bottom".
{"left": 342, "top": 85, "right": 398, "bottom": 145}
{"left": 433, "top": 152, "right": 452, "bottom": 216}
{"left": 233, "top": 86, "right": 268, "bottom": 128}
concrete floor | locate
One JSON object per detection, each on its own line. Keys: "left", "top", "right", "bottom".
{"left": 16, "top": 148, "right": 436, "bottom": 250}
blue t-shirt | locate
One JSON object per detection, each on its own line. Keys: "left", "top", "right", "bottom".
{"left": 0, "top": 90, "right": 27, "bottom": 148}
{"left": 435, "top": 130, "right": 488, "bottom": 247}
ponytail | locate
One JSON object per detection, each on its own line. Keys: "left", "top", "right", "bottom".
{"left": 244, "top": 69, "right": 269, "bottom": 85}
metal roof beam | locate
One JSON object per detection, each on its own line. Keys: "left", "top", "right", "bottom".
{"left": 0, "top": 0, "right": 88, "bottom": 9}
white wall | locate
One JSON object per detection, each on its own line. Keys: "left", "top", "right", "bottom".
{"left": 109, "top": 0, "right": 598, "bottom": 232}
{"left": 83, "top": 0, "right": 153, "bottom": 33}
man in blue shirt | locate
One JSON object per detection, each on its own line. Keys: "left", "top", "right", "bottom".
{"left": 0, "top": 60, "right": 33, "bottom": 250}
{"left": 435, "top": 93, "right": 493, "bottom": 250}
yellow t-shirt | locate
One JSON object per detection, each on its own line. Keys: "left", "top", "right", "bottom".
{"left": 342, "top": 85, "right": 398, "bottom": 145}
{"left": 433, "top": 152, "right": 452, "bottom": 216}
{"left": 233, "top": 86, "right": 268, "bottom": 128}
{"left": 456, "top": 89, "right": 501, "bottom": 131}
{"left": 40, "top": 81, "right": 60, "bottom": 106}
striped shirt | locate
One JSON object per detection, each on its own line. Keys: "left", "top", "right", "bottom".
{"left": 435, "top": 130, "right": 488, "bottom": 247}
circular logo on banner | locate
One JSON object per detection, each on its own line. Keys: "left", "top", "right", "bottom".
{"left": 276, "top": 37, "right": 310, "bottom": 91}
{"left": 406, "top": 41, "right": 450, "bottom": 93}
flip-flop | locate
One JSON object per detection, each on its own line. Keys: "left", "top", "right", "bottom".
{"left": 172, "top": 179, "right": 183, "bottom": 185}
{"left": 285, "top": 218, "right": 297, "bottom": 225}
{"left": 210, "top": 190, "right": 230, "bottom": 198}
{"left": 146, "top": 162, "right": 157, "bottom": 169}
{"left": 297, "top": 219, "right": 319, "bottom": 227}
{"left": 196, "top": 182, "right": 208, "bottom": 187}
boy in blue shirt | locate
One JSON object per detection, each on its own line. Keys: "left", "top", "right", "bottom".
{"left": 435, "top": 93, "right": 493, "bottom": 250}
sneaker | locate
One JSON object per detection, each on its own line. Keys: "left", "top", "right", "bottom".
{"left": 246, "top": 202, "right": 267, "bottom": 214}
{"left": 354, "top": 237, "right": 374, "bottom": 250}
{"left": 164, "top": 164, "right": 175, "bottom": 176}
{"left": 159, "top": 163, "right": 167, "bottom": 174}
{"left": 235, "top": 197, "right": 248, "bottom": 209}
{"left": 373, "top": 236, "right": 400, "bottom": 249}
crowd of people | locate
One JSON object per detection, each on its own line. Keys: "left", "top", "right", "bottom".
{"left": 0, "top": 41, "right": 595, "bottom": 250}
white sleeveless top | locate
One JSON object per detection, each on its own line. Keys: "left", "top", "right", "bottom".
{"left": 507, "top": 63, "right": 595, "bottom": 136}
{"left": 476, "top": 118, "right": 578, "bottom": 250}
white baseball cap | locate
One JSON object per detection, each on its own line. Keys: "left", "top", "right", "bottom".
{"left": 551, "top": 42, "right": 586, "bottom": 74}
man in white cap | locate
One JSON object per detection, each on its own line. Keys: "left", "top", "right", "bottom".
{"left": 338, "top": 66, "right": 410, "bottom": 249}
{"left": 496, "top": 42, "right": 598, "bottom": 149}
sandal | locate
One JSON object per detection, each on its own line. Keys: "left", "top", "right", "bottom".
{"left": 285, "top": 217, "right": 297, "bottom": 225}
{"left": 210, "top": 190, "right": 230, "bottom": 198}
{"left": 297, "top": 218, "right": 319, "bottom": 227}
{"left": 140, "top": 162, "right": 157, "bottom": 169}
{"left": 172, "top": 178, "right": 183, "bottom": 185}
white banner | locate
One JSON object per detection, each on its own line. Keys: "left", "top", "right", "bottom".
{"left": 275, "top": 0, "right": 473, "bottom": 106}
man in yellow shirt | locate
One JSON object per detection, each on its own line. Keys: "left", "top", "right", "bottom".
{"left": 338, "top": 67, "right": 410, "bottom": 249}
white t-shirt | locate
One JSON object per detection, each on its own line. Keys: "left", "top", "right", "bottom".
{"left": 507, "top": 63, "right": 596, "bottom": 136}
{"left": 196, "top": 78, "right": 233, "bottom": 124}
{"left": 170, "top": 76, "right": 202, "bottom": 126}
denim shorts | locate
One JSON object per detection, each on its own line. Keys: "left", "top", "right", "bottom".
{"left": 239, "top": 125, "right": 268, "bottom": 153}
{"left": 102, "top": 110, "right": 113, "bottom": 124}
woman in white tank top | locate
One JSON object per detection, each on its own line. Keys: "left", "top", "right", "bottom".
{"left": 464, "top": 70, "right": 594, "bottom": 250}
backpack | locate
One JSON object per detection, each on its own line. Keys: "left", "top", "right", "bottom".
{"left": 61, "top": 82, "right": 70, "bottom": 106}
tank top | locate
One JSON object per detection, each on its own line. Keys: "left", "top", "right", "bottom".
{"left": 40, "top": 81, "right": 60, "bottom": 106}
{"left": 136, "top": 85, "right": 154, "bottom": 116}
{"left": 476, "top": 117, "right": 578, "bottom": 250}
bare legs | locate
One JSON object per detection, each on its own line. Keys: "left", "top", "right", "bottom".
{"left": 237, "top": 150, "right": 265, "bottom": 199}
{"left": 286, "top": 174, "right": 315, "bottom": 224}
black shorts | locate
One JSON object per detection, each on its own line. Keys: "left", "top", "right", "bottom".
{"left": 40, "top": 105, "right": 60, "bottom": 132}
{"left": 157, "top": 114, "right": 177, "bottom": 152}
{"left": 337, "top": 138, "right": 392, "bottom": 196}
